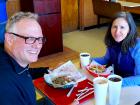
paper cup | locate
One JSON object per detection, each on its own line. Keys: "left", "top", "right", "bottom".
{"left": 93, "top": 77, "right": 108, "bottom": 105}
{"left": 80, "top": 52, "right": 91, "bottom": 69}
{"left": 108, "top": 74, "right": 122, "bottom": 105}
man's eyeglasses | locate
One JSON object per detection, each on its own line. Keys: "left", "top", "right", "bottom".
{"left": 8, "top": 32, "right": 46, "bottom": 44}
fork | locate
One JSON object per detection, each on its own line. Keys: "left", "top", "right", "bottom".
{"left": 67, "top": 76, "right": 87, "bottom": 97}
{"left": 67, "top": 83, "right": 78, "bottom": 97}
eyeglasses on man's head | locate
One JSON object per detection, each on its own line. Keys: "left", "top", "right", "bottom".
{"left": 8, "top": 32, "right": 46, "bottom": 44}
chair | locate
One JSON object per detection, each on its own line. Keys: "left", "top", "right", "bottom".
{"left": 92, "top": 0, "right": 122, "bottom": 26}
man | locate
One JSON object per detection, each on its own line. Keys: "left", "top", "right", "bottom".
{"left": 0, "top": 12, "right": 49, "bottom": 105}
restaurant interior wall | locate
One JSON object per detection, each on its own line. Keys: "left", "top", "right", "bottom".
{"left": 6, "top": 0, "right": 79, "bottom": 33}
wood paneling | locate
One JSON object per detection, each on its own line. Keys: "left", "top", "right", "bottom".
{"left": 79, "top": 0, "right": 97, "bottom": 30}
{"left": 61, "top": 0, "right": 79, "bottom": 32}
{"left": 79, "top": 0, "right": 122, "bottom": 29}
{"left": 38, "top": 14, "right": 63, "bottom": 56}
{"left": 33, "top": 0, "right": 61, "bottom": 14}
{"left": 6, "top": 0, "right": 79, "bottom": 33}
{"left": 6, "top": 0, "right": 20, "bottom": 17}
{"left": 20, "top": 0, "right": 63, "bottom": 57}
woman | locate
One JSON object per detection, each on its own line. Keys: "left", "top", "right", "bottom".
{"left": 92, "top": 11, "right": 140, "bottom": 87}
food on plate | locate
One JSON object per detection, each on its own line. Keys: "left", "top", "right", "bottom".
{"left": 89, "top": 65, "right": 106, "bottom": 73}
{"left": 52, "top": 75, "right": 76, "bottom": 85}
{"left": 44, "top": 61, "right": 86, "bottom": 88}
{"left": 86, "top": 65, "right": 112, "bottom": 78}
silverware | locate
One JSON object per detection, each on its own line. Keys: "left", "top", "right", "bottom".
{"left": 67, "top": 83, "right": 78, "bottom": 97}
{"left": 67, "top": 77, "right": 87, "bottom": 97}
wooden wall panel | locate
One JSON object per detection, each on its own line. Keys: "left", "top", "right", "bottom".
{"left": 7, "top": 0, "right": 104, "bottom": 32}
{"left": 6, "top": 0, "right": 20, "bottom": 17}
{"left": 6, "top": 0, "right": 79, "bottom": 33}
{"left": 79, "top": 0, "right": 97, "bottom": 30}
{"left": 79, "top": 0, "right": 114, "bottom": 29}
{"left": 6, "top": 0, "right": 111, "bottom": 32}
{"left": 61, "top": 0, "right": 78, "bottom": 33}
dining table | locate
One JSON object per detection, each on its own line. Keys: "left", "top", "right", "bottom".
{"left": 33, "top": 60, "right": 140, "bottom": 105}
{"left": 118, "top": 0, "right": 140, "bottom": 14}
{"left": 118, "top": 1, "right": 140, "bottom": 7}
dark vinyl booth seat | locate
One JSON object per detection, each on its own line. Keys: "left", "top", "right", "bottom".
{"left": 92, "top": 0, "right": 122, "bottom": 27}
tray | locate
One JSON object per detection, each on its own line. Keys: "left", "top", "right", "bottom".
{"left": 34, "top": 77, "right": 94, "bottom": 105}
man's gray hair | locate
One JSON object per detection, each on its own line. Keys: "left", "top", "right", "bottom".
{"left": 6, "top": 11, "right": 38, "bottom": 32}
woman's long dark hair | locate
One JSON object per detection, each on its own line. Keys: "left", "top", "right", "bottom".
{"left": 104, "top": 11, "right": 139, "bottom": 53}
